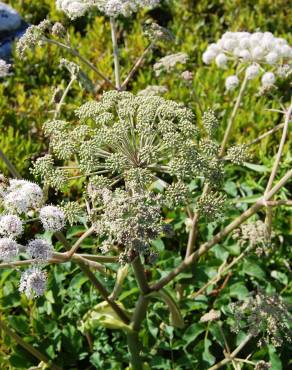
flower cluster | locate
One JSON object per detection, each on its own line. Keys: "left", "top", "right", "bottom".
{"left": 0, "top": 59, "right": 11, "bottom": 78}
{"left": 16, "top": 20, "right": 52, "bottom": 58}
{"left": 153, "top": 53, "right": 189, "bottom": 76}
{"left": 225, "top": 144, "right": 250, "bottom": 165}
{"left": 89, "top": 187, "right": 165, "bottom": 261}
{"left": 0, "top": 175, "right": 67, "bottom": 298}
{"left": 231, "top": 290, "right": 292, "bottom": 347}
{"left": 36, "top": 91, "right": 200, "bottom": 185}
{"left": 197, "top": 191, "right": 226, "bottom": 221}
{"left": 56, "top": 0, "right": 160, "bottom": 19}
{"left": 233, "top": 220, "right": 271, "bottom": 255}
{"left": 0, "top": 179, "right": 44, "bottom": 214}
{"left": 19, "top": 267, "right": 47, "bottom": 298}
{"left": 203, "top": 31, "right": 292, "bottom": 90}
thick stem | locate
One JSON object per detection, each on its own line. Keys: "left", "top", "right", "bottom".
{"left": 151, "top": 169, "right": 292, "bottom": 291}
{"left": 132, "top": 256, "right": 150, "bottom": 294}
{"left": 0, "top": 149, "right": 21, "bottom": 179}
{"left": 110, "top": 17, "right": 121, "bottom": 90}
{"left": 0, "top": 319, "right": 62, "bottom": 370}
{"left": 219, "top": 75, "right": 248, "bottom": 157}
{"left": 127, "top": 332, "right": 143, "bottom": 370}
{"left": 127, "top": 295, "right": 149, "bottom": 370}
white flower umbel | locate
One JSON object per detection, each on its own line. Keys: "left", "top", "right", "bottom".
{"left": 27, "top": 239, "right": 53, "bottom": 262}
{"left": 40, "top": 205, "right": 66, "bottom": 232}
{"left": 245, "top": 64, "right": 260, "bottom": 80}
{"left": 3, "top": 180, "right": 44, "bottom": 214}
{"left": 56, "top": 0, "right": 160, "bottom": 18}
{"left": 0, "top": 215, "right": 23, "bottom": 238}
{"left": 153, "top": 52, "right": 188, "bottom": 76}
{"left": 19, "top": 267, "right": 47, "bottom": 298}
{"left": 56, "top": 0, "right": 91, "bottom": 20}
{"left": 0, "top": 238, "right": 19, "bottom": 262}
{"left": 0, "top": 59, "right": 11, "bottom": 78}
{"left": 225, "top": 75, "right": 239, "bottom": 91}
{"left": 203, "top": 31, "right": 292, "bottom": 88}
{"left": 261, "top": 71, "right": 276, "bottom": 87}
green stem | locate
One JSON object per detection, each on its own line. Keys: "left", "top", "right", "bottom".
{"left": 0, "top": 319, "right": 62, "bottom": 370}
{"left": 127, "top": 295, "right": 149, "bottom": 370}
{"left": 150, "top": 168, "right": 292, "bottom": 291}
{"left": 132, "top": 256, "right": 150, "bottom": 294}
{"left": 0, "top": 149, "right": 21, "bottom": 179}
{"left": 264, "top": 103, "right": 292, "bottom": 236}
{"left": 121, "top": 43, "right": 153, "bottom": 90}
{"left": 54, "top": 76, "right": 76, "bottom": 119}
{"left": 44, "top": 37, "right": 116, "bottom": 89}
{"left": 219, "top": 75, "right": 248, "bottom": 157}
{"left": 55, "top": 232, "right": 130, "bottom": 324}
{"left": 110, "top": 17, "right": 121, "bottom": 90}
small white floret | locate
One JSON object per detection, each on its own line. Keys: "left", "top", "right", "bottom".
{"left": 215, "top": 53, "right": 228, "bottom": 68}
{"left": 245, "top": 64, "right": 260, "bottom": 80}
{"left": 225, "top": 75, "right": 239, "bottom": 91}
{"left": 261, "top": 72, "right": 276, "bottom": 87}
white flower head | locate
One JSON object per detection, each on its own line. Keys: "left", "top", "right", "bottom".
{"left": 40, "top": 205, "right": 66, "bottom": 232}
{"left": 0, "top": 238, "right": 19, "bottom": 261}
{"left": 0, "top": 215, "right": 23, "bottom": 238}
{"left": 4, "top": 180, "right": 44, "bottom": 214}
{"left": 27, "top": 239, "right": 53, "bottom": 261}
{"left": 225, "top": 75, "right": 239, "bottom": 91}
{"left": 265, "top": 51, "right": 279, "bottom": 65}
{"left": 215, "top": 53, "right": 228, "bottom": 68}
{"left": 202, "top": 50, "right": 217, "bottom": 65}
{"left": 245, "top": 64, "right": 260, "bottom": 80}
{"left": 19, "top": 267, "right": 47, "bottom": 298}
{"left": 0, "top": 59, "right": 11, "bottom": 78}
{"left": 261, "top": 72, "right": 276, "bottom": 87}
{"left": 203, "top": 31, "right": 292, "bottom": 85}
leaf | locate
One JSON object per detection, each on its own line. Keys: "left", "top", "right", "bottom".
{"left": 80, "top": 301, "right": 132, "bottom": 333}
{"left": 243, "top": 162, "right": 269, "bottom": 172}
{"left": 242, "top": 260, "right": 266, "bottom": 280}
{"left": 69, "top": 272, "right": 88, "bottom": 290}
{"left": 270, "top": 270, "right": 288, "bottom": 285}
{"left": 229, "top": 282, "right": 249, "bottom": 300}
{"left": 183, "top": 323, "right": 205, "bottom": 348}
{"left": 203, "top": 338, "right": 215, "bottom": 366}
{"left": 149, "top": 289, "right": 184, "bottom": 328}
{"left": 268, "top": 345, "right": 282, "bottom": 370}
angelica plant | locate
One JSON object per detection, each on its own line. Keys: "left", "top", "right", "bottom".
{"left": 0, "top": 3, "right": 291, "bottom": 369}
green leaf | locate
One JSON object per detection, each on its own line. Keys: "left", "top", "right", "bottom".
{"left": 69, "top": 272, "right": 88, "bottom": 289}
{"left": 80, "top": 301, "right": 132, "bottom": 332}
{"left": 149, "top": 289, "right": 184, "bottom": 328}
{"left": 203, "top": 338, "right": 215, "bottom": 365}
{"left": 229, "top": 282, "right": 249, "bottom": 300}
{"left": 242, "top": 260, "right": 266, "bottom": 280}
{"left": 183, "top": 323, "right": 205, "bottom": 348}
{"left": 268, "top": 345, "right": 282, "bottom": 370}
{"left": 270, "top": 270, "right": 288, "bottom": 285}
{"left": 243, "top": 162, "right": 269, "bottom": 173}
